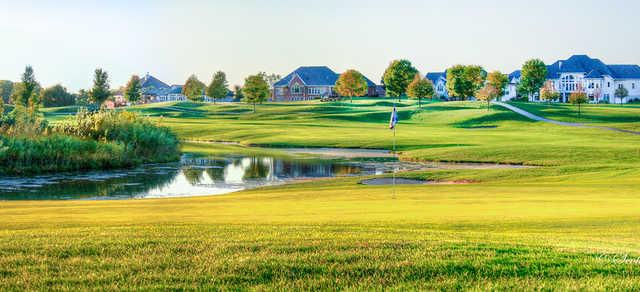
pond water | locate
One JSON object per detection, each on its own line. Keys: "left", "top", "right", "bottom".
{"left": 0, "top": 148, "right": 530, "bottom": 201}
{"left": 0, "top": 152, "right": 406, "bottom": 200}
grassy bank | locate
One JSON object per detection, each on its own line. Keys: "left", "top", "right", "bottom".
{"left": 1, "top": 98, "right": 639, "bottom": 289}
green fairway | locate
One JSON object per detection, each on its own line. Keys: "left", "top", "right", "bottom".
{"left": 508, "top": 101, "right": 640, "bottom": 131}
{"left": 2, "top": 98, "right": 640, "bottom": 289}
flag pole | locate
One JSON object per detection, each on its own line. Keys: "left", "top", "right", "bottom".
{"left": 392, "top": 101, "right": 397, "bottom": 199}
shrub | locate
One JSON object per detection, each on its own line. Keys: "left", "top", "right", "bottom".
{"left": 0, "top": 108, "right": 180, "bottom": 175}
{"left": 54, "top": 109, "right": 180, "bottom": 164}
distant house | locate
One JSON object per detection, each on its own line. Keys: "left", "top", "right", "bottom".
{"left": 508, "top": 55, "right": 640, "bottom": 103}
{"left": 139, "top": 73, "right": 172, "bottom": 102}
{"left": 203, "top": 90, "right": 235, "bottom": 102}
{"left": 155, "top": 85, "right": 187, "bottom": 102}
{"left": 272, "top": 66, "right": 380, "bottom": 101}
{"left": 426, "top": 72, "right": 448, "bottom": 98}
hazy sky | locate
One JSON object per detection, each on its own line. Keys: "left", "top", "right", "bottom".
{"left": 2, "top": 0, "right": 639, "bottom": 91}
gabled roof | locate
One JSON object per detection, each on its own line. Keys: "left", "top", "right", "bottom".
{"left": 273, "top": 66, "right": 377, "bottom": 87}
{"left": 425, "top": 72, "right": 446, "bottom": 84}
{"left": 608, "top": 65, "right": 640, "bottom": 79}
{"left": 140, "top": 74, "right": 171, "bottom": 96}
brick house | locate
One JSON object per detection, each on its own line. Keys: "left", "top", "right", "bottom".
{"left": 272, "top": 66, "right": 379, "bottom": 101}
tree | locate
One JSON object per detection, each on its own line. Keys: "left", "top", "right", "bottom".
{"left": 0, "top": 94, "right": 4, "bottom": 119}
{"left": 476, "top": 84, "right": 500, "bottom": 110}
{"left": 518, "top": 59, "right": 547, "bottom": 101}
{"left": 258, "top": 72, "right": 281, "bottom": 88}
{"left": 335, "top": 69, "right": 368, "bottom": 103}
{"left": 183, "top": 74, "right": 206, "bottom": 102}
{"left": 539, "top": 80, "right": 560, "bottom": 103}
{"left": 446, "top": 65, "right": 486, "bottom": 100}
{"left": 406, "top": 73, "right": 435, "bottom": 108}
{"left": 615, "top": 86, "right": 629, "bottom": 105}
{"left": 486, "top": 71, "right": 509, "bottom": 100}
{"left": 382, "top": 59, "right": 418, "bottom": 100}
{"left": 0, "top": 80, "right": 13, "bottom": 104}
{"left": 242, "top": 74, "right": 270, "bottom": 112}
{"left": 75, "top": 89, "right": 90, "bottom": 106}
{"left": 124, "top": 75, "right": 142, "bottom": 104}
{"left": 233, "top": 85, "right": 244, "bottom": 101}
{"left": 90, "top": 68, "right": 111, "bottom": 106}
{"left": 12, "top": 66, "right": 40, "bottom": 108}
{"left": 569, "top": 84, "right": 588, "bottom": 117}
{"left": 207, "top": 71, "right": 229, "bottom": 104}
{"left": 42, "top": 84, "right": 75, "bottom": 107}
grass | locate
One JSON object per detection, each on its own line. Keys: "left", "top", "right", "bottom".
{"left": 509, "top": 101, "right": 640, "bottom": 131}
{"left": 2, "top": 98, "right": 640, "bottom": 289}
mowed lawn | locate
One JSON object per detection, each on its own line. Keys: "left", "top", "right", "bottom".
{"left": 2, "top": 99, "right": 640, "bottom": 290}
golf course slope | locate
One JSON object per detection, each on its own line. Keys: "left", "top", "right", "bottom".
{"left": 3, "top": 99, "right": 640, "bottom": 290}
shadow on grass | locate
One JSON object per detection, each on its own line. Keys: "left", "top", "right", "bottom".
{"left": 454, "top": 110, "right": 533, "bottom": 128}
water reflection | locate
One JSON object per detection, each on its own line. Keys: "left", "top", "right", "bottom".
{"left": 0, "top": 154, "right": 391, "bottom": 200}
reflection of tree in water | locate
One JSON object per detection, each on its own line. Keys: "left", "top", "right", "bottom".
{"left": 243, "top": 157, "right": 270, "bottom": 180}
{"left": 205, "top": 167, "right": 224, "bottom": 181}
{"left": 182, "top": 167, "right": 204, "bottom": 185}
{"left": 0, "top": 167, "right": 179, "bottom": 200}
{"left": 332, "top": 164, "right": 361, "bottom": 176}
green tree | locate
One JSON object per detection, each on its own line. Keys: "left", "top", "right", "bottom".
{"left": 518, "top": 59, "right": 547, "bottom": 101}
{"left": 42, "top": 84, "right": 75, "bottom": 107}
{"left": 446, "top": 65, "right": 486, "bottom": 100}
{"left": 615, "top": 86, "right": 629, "bottom": 104}
{"left": 406, "top": 73, "right": 435, "bottom": 108}
{"left": 335, "top": 69, "right": 368, "bottom": 103}
{"left": 12, "top": 66, "right": 40, "bottom": 108}
{"left": 124, "top": 75, "right": 142, "bottom": 104}
{"left": 242, "top": 74, "right": 270, "bottom": 112}
{"left": 382, "top": 59, "right": 418, "bottom": 101}
{"left": 75, "top": 89, "right": 90, "bottom": 106}
{"left": 569, "top": 84, "right": 588, "bottom": 117}
{"left": 486, "top": 71, "right": 508, "bottom": 100}
{"left": 0, "top": 93, "right": 4, "bottom": 118}
{"left": 90, "top": 68, "right": 111, "bottom": 106}
{"left": 233, "top": 85, "right": 244, "bottom": 101}
{"left": 539, "top": 80, "right": 559, "bottom": 103}
{"left": 183, "top": 74, "right": 206, "bottom": 102}
{"left": 0, "top": 80, "right": 13, "bottom": 104}
{"left": 207, "top": 71, "right": 229, "bottom": 104}
{"left": 258, "top": 72, "right": 282, "bottom": 88}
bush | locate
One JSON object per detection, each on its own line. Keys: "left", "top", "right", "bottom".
{"left": 0, "top": 135, "right": 131, "bottom": 174}
{"left": 54, "top": 109, "right": 180, "bottom": 164}
{"left": 0, "top": 108, "right": 180, "bottom": 175}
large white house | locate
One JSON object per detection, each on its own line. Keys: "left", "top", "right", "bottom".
{"left": 428, "top": 55, "right": 640, "bottom": 103}
{"left": 507, "top": 55, "right": 640, "bottom": 103}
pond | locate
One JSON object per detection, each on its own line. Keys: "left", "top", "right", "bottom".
{"left": 0, "top": 150, "right": 401, "bottom": 200}
{"left": 0, "top": 147, "right": 530, "bottom": 200}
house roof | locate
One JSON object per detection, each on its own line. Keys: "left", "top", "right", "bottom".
{"left": 608, "top": 64, "right": 640, "bottom": 79}
{"left": 140, "top": 74, "right": 171, "bottom": 96}
{"left": 425, "top": 72, "right": 446, "bottom": 84}
{"left": 169, "top": 85, "right": 183, "bottom": 94}
{"left": 273, "top": 66, "right": 377, "bottom": 87}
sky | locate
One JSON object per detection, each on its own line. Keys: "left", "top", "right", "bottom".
{"left": 1, "top": 0, "right": 640, "bottom": 91}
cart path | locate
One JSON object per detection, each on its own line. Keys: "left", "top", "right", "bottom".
{"left": 492, "top": 102, "right": 640, "bottom": 135}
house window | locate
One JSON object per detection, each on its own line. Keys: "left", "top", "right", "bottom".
{"left": 633, "top": 83, "right": 636, "bottom": 89}
{"left": 588, "top": 82, "right": 594, "bottom": 89}
{"left": 307, "top": 87, "right": 322, "bottom": 95}
{"left": 561, "top": 75, "right": 576, "bottom": 92}
{"left": 608, "top": 82, "right": 611, "bottom": 88}
{"left": 291, "top": 84, "right": 301, "bottom": 95}
{"left": 618, "top": 84, "right": 623, "bottom": 89}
